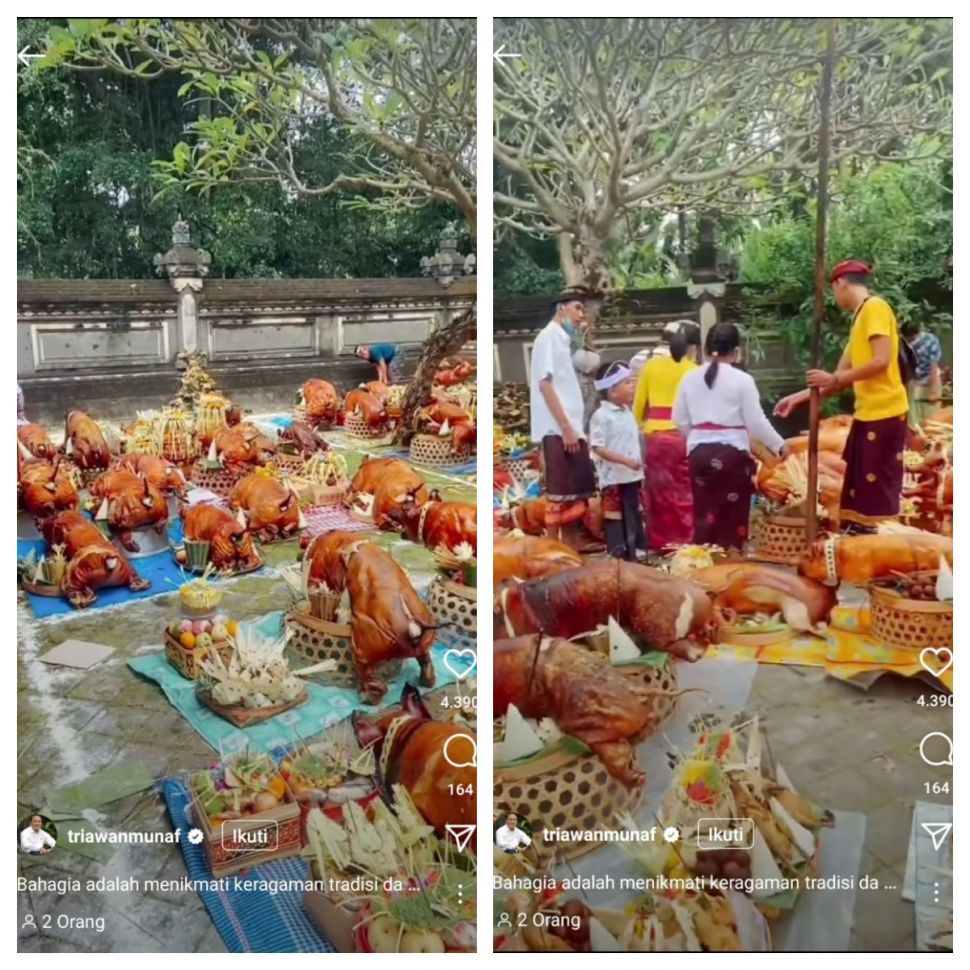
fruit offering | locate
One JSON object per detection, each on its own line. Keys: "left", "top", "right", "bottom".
{"left": 167, "top": 613, "right": 235, "bottom": 650}
{"left": 191, "top": 752, "right": 289, "bottom": 823}
{"left": 280, "top": 734, "right": 375, "bottom": 808}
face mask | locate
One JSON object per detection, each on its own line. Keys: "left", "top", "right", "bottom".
{"left": 562, "top": 319, "right": 578, "bottom": 340}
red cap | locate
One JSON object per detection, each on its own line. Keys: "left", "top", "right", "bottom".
{"left": 830, "top": 259, "right": 872, "bottom": 283}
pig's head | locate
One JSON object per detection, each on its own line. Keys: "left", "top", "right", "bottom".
{"left": 798, "top": 535, "right": 840, "bottom": 586}
{"left": 211, "top": 520, "right": 258, "bottom": 569}
{"left": 111, "top": 477, "right": 168, "bottom": 530}
{"left": 351, "top": 684, "right": 432, "bottom": 754}
{"left": 162, "top": 462, "right": 189, "bottom": 497}
{"left": 278, "top": 490, "right": 307, "bottom": 534}
{"left": 63, "top": 548, "right": 131, "bottom": 606}
{"left": 383, "top": 493, "right": 424, "bottom": 540}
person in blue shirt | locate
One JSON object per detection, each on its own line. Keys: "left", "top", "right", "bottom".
{"left": 355, "top": 344, "right": 401, "bottom": 385}
{"left": 900, "top": 319, "right": 943, "bottom": 426}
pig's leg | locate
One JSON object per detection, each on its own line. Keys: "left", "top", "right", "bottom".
{"left": 589, "top": 740, "right": 644, "bottom": 788}
{"left": 417, "top": 650, "right": 437, "bottom": 689}
{"left": 355, "top": 662, "right": 389, "bottom": 706}
{"left": 68, "top": 585, "right": 97, "bottom": 609}
{"left": 127, "top": 570, "right": 150, "bottom": 592}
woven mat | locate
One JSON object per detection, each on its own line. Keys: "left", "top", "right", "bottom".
{"left": 302, "top": 505, "right": 373, "bottom": 536}
{"left": 129, "top": 612, "right": 468, "bottom": 753}
{"left": 161, "top": 778, "right": 333, "bottom": 953}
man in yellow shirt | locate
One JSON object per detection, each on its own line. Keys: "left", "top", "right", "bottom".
{"left": 775, "top": 260, "right": 909, "bottom": 531}
{"left": 632, "top": 328, "right": 697, "bottom": 550}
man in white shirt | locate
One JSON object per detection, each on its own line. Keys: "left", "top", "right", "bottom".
{"left": 495, "top": 813, "right": 532, "bottom": 854}
{"left": 20, "top": 815, "right": 56, "bottom": 855}
{"left": 530, "top": 291, "right": 599, "bottom": 549}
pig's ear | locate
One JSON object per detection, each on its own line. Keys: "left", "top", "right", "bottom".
{"left": 351, "top": 710, "right": 382, "bottom": 749}
{"left": 428, "top": 488, "right": 442, "bottom": 502}
{"left": 401, "top": 683, "right": 432, "bottom": 720}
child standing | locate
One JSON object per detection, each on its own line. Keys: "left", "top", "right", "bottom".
{"left": 589, "top": 361, "right": 647, "bottom": 561}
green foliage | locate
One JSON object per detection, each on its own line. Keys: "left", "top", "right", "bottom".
{"left": 17, "top": 18, "right": 462, "bottom": 279}
{"left": 740, "top": 162, "right": 952, "bottom": 371}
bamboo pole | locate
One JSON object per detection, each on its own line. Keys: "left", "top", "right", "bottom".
{"left": 806, "top": 21, "right": 836, "bottom": 545}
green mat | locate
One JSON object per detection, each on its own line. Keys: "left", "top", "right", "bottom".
{"left": 129, "top": 612, "right": 469, "bottom": 754}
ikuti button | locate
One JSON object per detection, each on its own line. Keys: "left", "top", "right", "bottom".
{"left": 220, "top": 818, "right": 279, "bottom": 853}
{"left": 696, "top": 818, "right": 754, "bottom": 850}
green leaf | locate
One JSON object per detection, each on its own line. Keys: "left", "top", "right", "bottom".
{"left": 172, "top": 141, "right": 191, "bottom": 174}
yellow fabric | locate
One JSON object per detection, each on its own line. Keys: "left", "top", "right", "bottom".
{"left": 633, "top": 355, "right": 697, "bottom": 433}
{"left": 847, "top": 296, "right": 909, "bottom": 421}
{"left": 706, "top": 605, "right": 952, "bottom": 691}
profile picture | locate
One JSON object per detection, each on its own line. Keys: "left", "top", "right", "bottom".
{"left": 18, "top": 813, "right": 57, "bottom": 856}
{"left": 494, "top": 810, "right": 534, "bottom": 854}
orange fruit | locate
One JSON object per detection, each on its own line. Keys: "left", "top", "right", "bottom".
{"left": 180, "top": 631, "right": 197, "bottom": 649}
{"left": 227, "top": 620, "right": 239, "bottom": 636}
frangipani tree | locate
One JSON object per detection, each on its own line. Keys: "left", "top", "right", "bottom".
{"left": 42, "top": 17, "right": 477, "bottom": 430}
{"left": 494, "top": 17, "right": 951, "bottom": 293}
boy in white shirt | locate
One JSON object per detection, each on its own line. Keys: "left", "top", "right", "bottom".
{"left": 589, "top": 361, "right": 647, "bottom": 561}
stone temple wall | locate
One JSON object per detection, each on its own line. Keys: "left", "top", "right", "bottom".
{"left": 18, "top": 276, "right": 476, "bottom": 423}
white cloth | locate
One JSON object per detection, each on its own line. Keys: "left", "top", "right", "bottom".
{"left": 495, "top": 825, "right": 531, "bottom": 851}
{"left": 673, "top": 362, "right": 785, "bottom": 456}
{"left": 530, "top": 321, "right": 585, "bottom": 443}
{"left": 21, "top": 827, "right": 55, "bottom": 853}
{"left": 589, "top": 402, "right": 644, "bottom": 487}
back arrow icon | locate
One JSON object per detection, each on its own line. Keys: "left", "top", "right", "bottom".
{"left": 493, "top": 45, "right": 521, "bottom": 63}
{"left": 18, "top": 47, "right": 43, "bottom": 68}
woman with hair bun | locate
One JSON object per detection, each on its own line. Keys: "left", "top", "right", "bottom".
{"left": 632, "top": 323, "right": 697, "bottom": 551}
{"left": 672, "top": 323, "right": 789, "bottom": 549}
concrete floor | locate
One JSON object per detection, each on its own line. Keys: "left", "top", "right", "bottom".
{"left": 17, "top": 439, "right": 476, "bottom": 953}
{"left": 16, "top": 431, "right": 949, "bottom": 951}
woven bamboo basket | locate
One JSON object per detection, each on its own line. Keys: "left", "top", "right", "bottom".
{"left": 494, "top": 748, "right": 645, "bottom": 865}
{"left": 165, "top": 631, "right": 233, "bottom": 680}
{"left": 410, "top": 434, "right": 460, "bottom": 467}
{"left": 343, "top": 413, "right": 390, "bottom": 440}
{"left": 284, "top": 607, "right": 401, "bottom": 689}
{"left": 752, "top": 515, "right": 809, "bottom": 565}
{"left": 271, "top": 453, "right": 305, "bottom": 476}
{"left": 497, "top": 451, "right": 540, "bottom": 485}
{"left": 188, "top": 460, "right": 244, "bottom": 498}
{"left": 615, "top": 659, "right": 680, "bottom": 729}
{"left": 427, "top": 576, "right": 477, "bottom": 651}
{"left": 868, "top": 581, "right": 953, "bottom": 650}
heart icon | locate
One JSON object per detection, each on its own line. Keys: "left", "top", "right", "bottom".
{"left": 443, "top": 648, "right": 477, "bottom": 681}
{"left": 919, "top": 647, "right": 953, "bottom": 677}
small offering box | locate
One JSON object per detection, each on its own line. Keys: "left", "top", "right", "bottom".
{"left": 189, "top": 772, "right": 301, "bottom": 877}
{"left": 164, "top": 631, "right": 233, "bottom": 680}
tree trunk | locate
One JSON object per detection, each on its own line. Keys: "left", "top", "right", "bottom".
{"left": 395, "top": 304, "right": 477, "bottom": 445}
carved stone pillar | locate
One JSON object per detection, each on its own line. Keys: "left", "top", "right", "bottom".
{"left": 685, "top": 212, "right": 732, "bottom": 359}
{"left": 154, "top": 219, "right": 211, "bottom": 362}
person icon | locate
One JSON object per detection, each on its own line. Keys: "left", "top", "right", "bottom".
{"left": 19, "top": 814, "right": 56, "bottom": 856}
{"left": 494, "top": 812, "right": 532, "bottom": 854}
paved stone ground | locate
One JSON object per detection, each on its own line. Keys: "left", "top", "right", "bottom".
{"left": 17, "top": 441, "right": 475, "bottom": 953}
{"left": 17, "top": 429, "right": 948, "bottom": 952}
{"left": 748, "top": 661, "right": 950, "bottom": 952}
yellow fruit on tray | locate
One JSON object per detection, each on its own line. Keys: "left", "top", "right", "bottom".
{"left": 180, "top": 631, "right": 197, "bottom": 649}
{"left": 227, "top": 620, "right": 239, "bottom": 636}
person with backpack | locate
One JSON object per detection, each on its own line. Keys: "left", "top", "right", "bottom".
{"left": 774, "top": 260, "right": 910, "bottom": 533}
